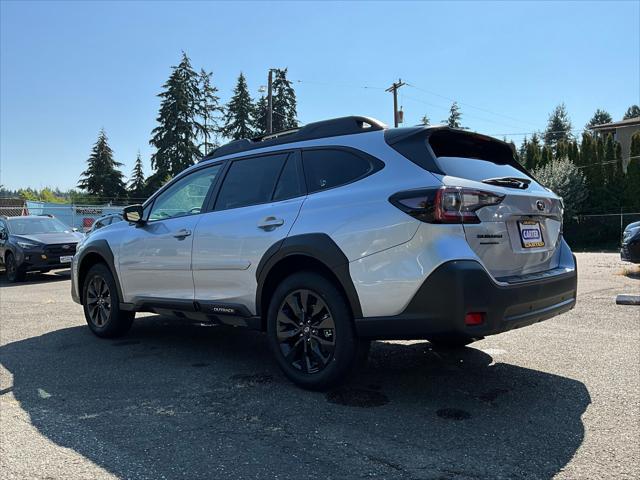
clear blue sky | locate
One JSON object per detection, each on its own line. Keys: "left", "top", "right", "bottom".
{"left": 1, "top": 0, "right": 638, "bottom": 191}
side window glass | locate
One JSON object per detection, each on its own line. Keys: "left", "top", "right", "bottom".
{"left": 149, "top": 164, "right": 221, "bottom": 221}
{"left": 273, "top": 156, "right": 304, "bottom": 201}
{"left": 216, "top": 153, "right": 288, "bottom": 210}
{"left": 302, "top": 149, "right": 373, "bottom": 193}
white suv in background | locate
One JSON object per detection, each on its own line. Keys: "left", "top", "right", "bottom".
{"left": 71, "top": 116, "right": 577, "bottom": 389}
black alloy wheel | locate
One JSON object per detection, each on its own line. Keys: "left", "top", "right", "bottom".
{"left": 6, "top": 253, "right": 25, "bottom": 282}
{"left": 86, "top": 275, "right": 112, "bottom": 328}
{"left": 276, "top": 289, "right": 337, "bottom": 374}
{"left": 267, "top": 271, "right": 367, "bottom": 390}
{"left": 83, "top": 263, "right": 134, "bottom": 338}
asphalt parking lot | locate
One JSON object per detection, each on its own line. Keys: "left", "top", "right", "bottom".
{"left": 0, "top": 253, "right": 638, "bottom": 480}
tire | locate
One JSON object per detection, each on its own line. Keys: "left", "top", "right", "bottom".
{"left": 267, "top": 271, "right": 366, "bottom": 390}
{"left": 428, "top": 334, "right": 479, "bottom": 349}
{"left": 82, "top": 263, "right": 134, "bottom": 338}
{"left": 5, "top": 253, "right": 26, "bottom": 282}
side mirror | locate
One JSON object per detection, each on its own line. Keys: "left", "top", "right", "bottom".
{"left": 0, "top": 231, "right": 6, "bottom": 240}
{"left": 123, "top": 204, "right": 145, "bottom": 224}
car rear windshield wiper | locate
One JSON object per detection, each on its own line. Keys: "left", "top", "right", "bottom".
{"left": 482, "top": 176, "right": 531, "bottom": 189}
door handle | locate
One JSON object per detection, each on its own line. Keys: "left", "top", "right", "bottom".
{"left": 257, "top": 217, "right": 285, "bottom": 230}
{"left": 173, "top": 229, "right": 192, "bottom": 239}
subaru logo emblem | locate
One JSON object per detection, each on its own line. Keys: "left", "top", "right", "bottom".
{"left": 536, "top": 200, "right": 545, "bottom": 212}
{"left": 62, "top": 244, "right": 71, "bottom": 250}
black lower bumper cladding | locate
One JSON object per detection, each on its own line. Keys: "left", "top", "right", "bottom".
{"left": 355, "top": 259, "right": 577, "bottom": 340}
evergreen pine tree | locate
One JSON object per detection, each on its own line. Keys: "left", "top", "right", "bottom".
{"left": 444, "top": 102, "right": 462, "bottom": 128}
{"left": 585, "top": 109, "right": 613, "bottom": 128}
{"left": 524, "top": 133, "right": 542, "bottom": 171}
{"left": 149, "top": 52, "right": 201, "bottom": 188}
{"left": 195, "top": 68, "right": 222, "bottom": 155}
{"left": 78, "top": 130, "right": 126, "bottom": 201}
{"left": 623, "top": 105, "right": 640, "bottom": 120}
{"left": 253, "top": 95, "right": 269, "bottom": 135}
{"left": 271, "top": 68, "right": 298, "bottom": 132}
{"left": 540, "top": 145, "right": 553, "bottom": 168}
{"left": 543, "top": 103, "right": 573, "bottom": 150}
{"left": 128, "top": 152, "right": 146, "bottom": 200}
{"left": 222, "top": 72, "right": 255, "bottom": 140}
{"left": 623, "top": 132, "right": 640, "bottom": 211}
{"left": 420, "top": 114, "right": 431, "bottom": 126}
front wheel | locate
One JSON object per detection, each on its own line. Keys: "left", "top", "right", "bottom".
{"left": 82, "top": 263, "right": 134, "bottom": 338}
{"left": 267, "top": 271, "right": 366, "bottom": 390}
{"left": 5, "top": 253, "right": 25, "bottom": 282}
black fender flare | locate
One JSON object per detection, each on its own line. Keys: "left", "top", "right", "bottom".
{"left": 255, "top": 233, "right": 363, "bottom": 319}
{"left": 76, "top": 239, "right": 125, "bottom": 304}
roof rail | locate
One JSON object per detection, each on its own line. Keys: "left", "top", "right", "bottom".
{"left": 204, "top": 116, "right": 386, "bottom": 160}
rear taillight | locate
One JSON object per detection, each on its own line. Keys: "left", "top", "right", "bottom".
{"left": 389, "top": 186, "right": 504, "bottom": 224}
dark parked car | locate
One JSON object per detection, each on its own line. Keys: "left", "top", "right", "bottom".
{"left": 86, "top": 213, "right": 123, "bottom": 235}
{"left": 621, "top": 221, "right": 640, "bottom": 263}
{"left": 0, "top": 215, "right": 84, "bottom": 282}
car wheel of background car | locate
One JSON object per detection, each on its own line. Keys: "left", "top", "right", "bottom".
{"left": 5, "top": 253, "right": 26, "bottom": 283}
{"left": 267, "top": 271, "right": 366, "bottom": 390}
{"left": 82, "top": 263, "right": 134, "bottom": 338}
{"left": 427, "top": 334, "right": 479, "bottom": 349}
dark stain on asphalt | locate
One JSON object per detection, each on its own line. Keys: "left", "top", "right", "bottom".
{"left": 325, "top": 387, "right": 390, "bottom": 408}
{"left": 112, "top": 340, "right": 141, "bottom": 347}
{"left": 230, "top": 373, "right": 273, "bottom": 387}
{"left": 477, "top": 388, "right": 509, "bottom": 403}
{"left": 436, "top": 408, "right": 471, "bottom": 420}
{"left": 191, "top": 362, "right": 209, "bottom": 368}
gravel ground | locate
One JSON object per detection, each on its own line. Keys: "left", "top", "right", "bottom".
{"left": 1, "top": 252, "right": 638, "bottom": 479}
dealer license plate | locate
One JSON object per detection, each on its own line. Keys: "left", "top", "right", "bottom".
{"left": 60, "top": 255, "right": 74, "bottom": 263}
{"left": 518, "top": 220, "right": 545, "bottom": 248}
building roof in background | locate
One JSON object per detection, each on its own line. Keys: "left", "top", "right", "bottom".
{"left": 589, "top": 117, "right": 640, "bottom": 130}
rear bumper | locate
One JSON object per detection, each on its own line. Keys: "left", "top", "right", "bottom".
{"left": 355, "top": 258, "right": 577, "bottom": 340}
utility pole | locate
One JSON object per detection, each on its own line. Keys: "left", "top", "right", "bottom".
{"left": 385, "top": 79, "right": 406, "bottom": 127}
{"left": 267, "top": 69, "right": 274, "bottom": 134}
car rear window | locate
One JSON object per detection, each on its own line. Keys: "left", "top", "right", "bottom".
{"left": 386, "top": 128, "right": 531, "bottom": 182}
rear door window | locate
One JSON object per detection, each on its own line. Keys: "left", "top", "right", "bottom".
{"left": 302, "top": 148, "right": 374, "bottom": 193}
{"left": 215, "top": 153, "right": 289, "bottom": 210}
{"left": 273, "top": 155, "right": 304, "bottom": 201}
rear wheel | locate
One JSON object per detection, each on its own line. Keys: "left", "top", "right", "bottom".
{"left": 82, "top": 263, "right": 134, "bottom": 338}
{"left": 5, "top": 253, "right": 25, "bottom": 282}
{"left": 267, "top": 271, "right": 367, "bottom": 390}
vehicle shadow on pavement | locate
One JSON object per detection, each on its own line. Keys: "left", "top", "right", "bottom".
{"left": 0, "top": 269, "right": 71, "bottom": 287}
{"left": 0, "top": 315, "right": 591, "bottom": 479}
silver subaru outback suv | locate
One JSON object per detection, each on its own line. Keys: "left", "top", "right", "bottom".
{"left": 72, "top": 116, "right": 577, "bottom": 389}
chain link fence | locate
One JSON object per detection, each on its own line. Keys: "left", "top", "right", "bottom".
{"left": 0, "top": 202, "right": 127, "bottom": 232}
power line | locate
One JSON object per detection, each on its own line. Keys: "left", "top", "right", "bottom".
{"left": 405, "top": 82, "right": 541, "bottom": 128}
{"left": 293, "top": 79, "right": 385, "bottom": 90}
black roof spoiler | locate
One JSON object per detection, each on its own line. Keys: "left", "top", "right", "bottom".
{"left": 203, "top": 116, "right": 386, "bottom": 160}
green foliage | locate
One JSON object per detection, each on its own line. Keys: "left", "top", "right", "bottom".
{"left": 532, "top": 157, "right": 587, "bottom": 219}
{"left": 585, "top": 109, "right": 612, "bottom": 128}
{"left": 77, "top": 129, "right": 126, "bottom": 200}
{"left": 195, "top": 68, "right": 223, "bottom": 155}
{"left": 420, "top": 114, "right": 430, "bottom": 126}
{"left": 544, "top": 103, "right": 573, "bottom": 150}
{"left": 271, "top": 68, "right": 298, "bottom": 132}
{"left": 443, "top": 101, "right": 462, "bottom": 128}
{"left": 253, "top": 95, "right": 269, "bottom": 136}
{"left": 150, "top": 52, "right": 202, "bottom": 179}
{"left": 128, "top": 152, "right": 146, "bottom": 200}
{"left": 222, "top": 72, "right": 255, "bottom": 140}
{"left": 623, "top": 105, "right": 640, "bottom": 120}
{"left": 623, "top": 132, "right": 640, "bottom": 212}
